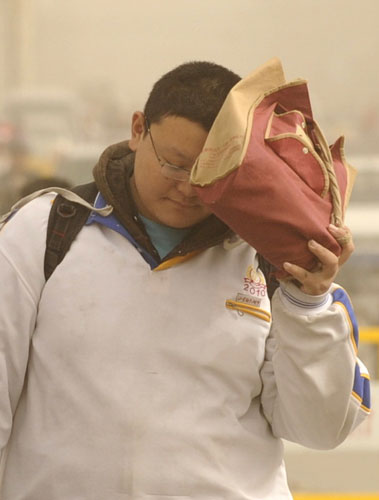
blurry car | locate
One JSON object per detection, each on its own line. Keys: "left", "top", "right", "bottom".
{"left": 1, "top": 88, "right": 84, "bottom": 177}
{"left": 54, "top": 142, "right": 104, "bottom": 185}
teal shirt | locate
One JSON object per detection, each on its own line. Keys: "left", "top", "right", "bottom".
{"left": 139, "top": 215, "right": 191, "bottom": 259}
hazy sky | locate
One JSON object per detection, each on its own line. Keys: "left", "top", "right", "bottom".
{"left": 1, "top": 0, "right": 379, "bottom": 153}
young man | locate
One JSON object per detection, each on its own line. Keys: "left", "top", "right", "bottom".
{"left": 0, "top": 62, "right": 370, "bottom": 499}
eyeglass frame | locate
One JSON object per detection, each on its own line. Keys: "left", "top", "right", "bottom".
{"left": 144, "top": 117, "right": 192, "bottom": 182}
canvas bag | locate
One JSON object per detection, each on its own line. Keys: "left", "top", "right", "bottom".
{"left": 190, "top": 58, "right": 356, "bottom": 278}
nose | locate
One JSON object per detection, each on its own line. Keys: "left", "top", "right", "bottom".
{"left": 175, "top": 178, "right": 198, "bottom": 199}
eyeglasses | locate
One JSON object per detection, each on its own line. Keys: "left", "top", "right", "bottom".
{"left": 145, "top": 118, "right": 191, "bottom": 182}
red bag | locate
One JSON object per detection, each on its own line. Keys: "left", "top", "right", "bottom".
{"left": 191, "top": 58, "right": 356, "bottom": 277}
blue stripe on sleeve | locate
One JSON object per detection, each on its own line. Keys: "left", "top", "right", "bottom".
{"left": 332, "top": 289, "right": 370, "bottom": 412}
{"left": 353, "top": 363, "right": 371, "bottom": 411}
{"left": 332, "top": 288, "right": 359, "bottom": 350}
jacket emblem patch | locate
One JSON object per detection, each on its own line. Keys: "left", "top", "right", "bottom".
{"left": 243, "top": 265, "right": 267, "bottom": 299}
{"left": 225, "top": 265, "right": 270, "bottom": 318}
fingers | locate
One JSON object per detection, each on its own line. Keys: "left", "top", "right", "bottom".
{"left": 282, "top": 262, "right": 331, "bottom": 295}
{"left": 328, "top": 224, "right": 355, "bottom": 265}
{"left": 283, "top": 239, "right": 338, "bottom": 295}
{"left": 283, "top": 224, "right": 354, "bottom": 295}
{"left": 282, "top": 261, "right": 318, "bottom": 294}
{"left": 307, "top": 239, "right": 339, "bottom": 277}
{"left": 282, "top": 225, "right": 355, "bottom": 296}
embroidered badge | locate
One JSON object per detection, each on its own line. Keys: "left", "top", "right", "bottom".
{"left": 242, "top": 265, "right": 267, "bottom": 299}
{"left": 225, "top": 265, "right": 270, "bottom": 319}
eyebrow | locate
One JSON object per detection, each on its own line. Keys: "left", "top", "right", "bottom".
{"left": 164, "top": 146, "right": 194, "bottom": 164}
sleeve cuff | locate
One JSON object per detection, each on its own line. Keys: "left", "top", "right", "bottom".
{"left": 278, "top": 281, "right": 332, "bottom": 315}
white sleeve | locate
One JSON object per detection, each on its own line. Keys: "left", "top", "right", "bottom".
{"left": 260, "top": 281, "right": 371, "bottom": 450}
{"left": 0, "top": 196, "right": 51, "bottom": 454}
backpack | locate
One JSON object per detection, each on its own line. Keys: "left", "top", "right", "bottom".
{"left": 44, "top": 182, "right": 98, "bottom": 280}
{"left": 44, "top": 182, "right": 279, "bottom": 298}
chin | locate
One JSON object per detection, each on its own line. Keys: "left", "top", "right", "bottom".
{"left": 160, "top": 213, "right": 206, "bottom": 229}
{"left": 164, "top": 219, "right": 196, "bottom": 229}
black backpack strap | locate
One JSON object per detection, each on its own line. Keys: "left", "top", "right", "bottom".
{"left": 44, "top": 182, "right": 98, "bottom": 281}
{"left": 257, "top": 253, "right": 280, "bottom": 300}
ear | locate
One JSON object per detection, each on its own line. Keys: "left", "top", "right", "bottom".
{"left": 129, "top": 111, "right": 147, "bottom": 151}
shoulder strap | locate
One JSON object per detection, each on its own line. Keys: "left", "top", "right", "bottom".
{"left": 44, "top": 182, "right": 98, "bottom": 281}
{"left": 257, "top": 253, "right": 280, "bottom": 300}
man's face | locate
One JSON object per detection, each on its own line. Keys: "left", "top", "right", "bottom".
{"left": 129, "top": 112, "right": 212, "bottom": 228}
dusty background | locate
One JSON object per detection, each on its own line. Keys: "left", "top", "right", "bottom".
{"left": 1, "top": 0, "right": 378, "bottom": 155}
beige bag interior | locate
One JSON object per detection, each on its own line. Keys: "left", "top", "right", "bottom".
{"left": 190, "top": 57, "right": 287, "bottom": 186}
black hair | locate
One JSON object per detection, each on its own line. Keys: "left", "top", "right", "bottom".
{"left": 144, "top": 61, "right": 241, "bottom": 131}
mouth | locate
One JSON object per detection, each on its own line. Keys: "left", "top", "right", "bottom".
{"left": 168, "top": 199, "right": 201, "bottom": 209}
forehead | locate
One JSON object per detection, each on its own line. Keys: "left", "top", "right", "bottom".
{"left": 151, "top": 116, "right": 208, "bottom": 162}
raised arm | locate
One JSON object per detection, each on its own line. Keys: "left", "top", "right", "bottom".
{"left": 260, "top": 224, "right": 370, "bottom": 449}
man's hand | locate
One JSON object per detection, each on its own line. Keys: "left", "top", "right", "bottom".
{"left": 282, "top": 224, "right": 354, "bottom": 296}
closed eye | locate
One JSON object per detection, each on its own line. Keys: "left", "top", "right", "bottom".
{"left": 163, "top": 162, "right": 190, "bottom": 173}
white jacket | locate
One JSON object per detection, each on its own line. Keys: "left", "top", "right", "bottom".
{"left": 0, "top": 194, "right": 370, "bottom": 499}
